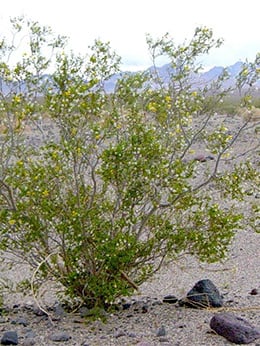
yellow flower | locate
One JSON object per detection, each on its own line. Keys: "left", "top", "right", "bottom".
{"left": 147, "top": 102, "right": 157, "bottom": 112}
{"left": 175, "top": 125, "right": 181, "bottom": 134}
{"left": 13, "top": 95, "right": 21, "bottom": 103}
{"left": 222, "top": 153, "right": 230, "bottom": 158}
{"left": 52, "top": 151, "right": 58, "bottom": 159}
{"left": 71, "top": 128, "right": 77, "bottom": 136}
{"left": 42, "top": 190, "right": 49, "bottom": 197}
{"left": 17, "top": 160, "right": 24, "bottom": 166}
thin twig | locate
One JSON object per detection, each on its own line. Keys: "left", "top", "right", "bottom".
{"left": 120, "top": 270, "right": 139, "bottom": 291}
{"left": 31, "top": 252, "right": 59, "bottom": 325}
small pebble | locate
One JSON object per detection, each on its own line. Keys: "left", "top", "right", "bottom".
{"left": 156, "top": 326, "right": 167, "bottom": 337}
{"left": 162, "top": 295, "right": 178, "bottom": 304}
{"left": 49, "top": 331, "right": 71, "bottom": 342}
{"left": 11, "top": 317, "right": 29, "bottom": 327}
{"left": 250, "top": 288, "right": 258, "bottom": 295}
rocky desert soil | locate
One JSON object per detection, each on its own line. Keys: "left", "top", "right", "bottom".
{"left": 0, "top": 113, "right": 259, "bottom": 345}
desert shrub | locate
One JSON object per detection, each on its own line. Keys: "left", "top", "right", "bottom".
{"left": 214, "top": 96, "right": 240, "bottom": 115}
{"left": 0, "top": 19, "right": 259, "bottom": 309}
{"left": 252, "top": 98, "right": 260, "bottom": 108}
{"left": 237, "top": 105, "right": 260, "bottom": 121}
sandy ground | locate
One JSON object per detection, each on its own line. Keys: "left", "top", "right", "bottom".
{"left": 1, "top": 227, "right": 259, "bottom": 346}
{"left": 0, "top": 114, "right": 259, "bottom": 345}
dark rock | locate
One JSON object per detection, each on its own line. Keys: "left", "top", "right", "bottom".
{"left": 128, "top": 332, "right": 137, "bottom": 338}
{"left": 210, "top": 312, "right": 260, "bottom": 344}
{"left": 141, "top": 304, "right": 149, "bottom": 313}
{"left": 11, "top": 317, "right": 29, "bottom": 327}
{"left": 194, "top": 154, "right": 215, "bottom": 162}
{"left": 194, "top": 154, "right": 207, "bottom": 162}
{"left": 156, "top": 326, "right": 167, "bottom": 337}
{"left": 159, "top": 337, "right": 170, "bottom": 343}
{"left": 32, "top": 306, "right": 47, "bottom": 317}
{"left": 250, "top": 288, "right": 258, "bottom": 295}
{"left": 126, "top": 313, "right": 133, "bottom": 318}
{"left": 162, "top": 295, "right": 178, "bottom": 304}
{"left": 122, "top": 303, "right": 131, "bottom": 310}
{"left": 131, "top": 301, "right": 149, "bottom": 313}
{"left": 1, "top": 331, "right": 18, "bottom": 345}
{"left": 179, "top": 279, "right": 223, "bottom": 308}
{"left": 49, "top": 332, "right": 71, "bottom": 342}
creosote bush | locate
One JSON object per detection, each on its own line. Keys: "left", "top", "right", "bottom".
{"left": 0, "top": 18, "right": 259, "bottom": 309}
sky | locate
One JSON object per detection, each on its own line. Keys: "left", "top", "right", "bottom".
{"left": 0, "top": 0, "right": 259, "bottom": 71}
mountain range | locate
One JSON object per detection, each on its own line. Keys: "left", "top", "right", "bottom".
{"left": 0, "top": 61, "right": 259, "bottom": 96}
{"left": 104, "top": 61, "right": 260, "bottom": 93}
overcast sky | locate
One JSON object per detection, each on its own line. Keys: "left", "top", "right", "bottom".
{"left": 1, "top": 0, "right": 259, "bottom": 71}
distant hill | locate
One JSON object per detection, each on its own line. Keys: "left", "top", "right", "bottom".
{"left": 196, "top": 61, "right": 244, "bottom": 88}
{"left": 104, "top": 61, "right": 260, "bottom": 93}
{"left": 201, "top": 61, "right": 243, "bottom": 81}
{"left": 1, "top": 61, "right": 259, "bottom": 95}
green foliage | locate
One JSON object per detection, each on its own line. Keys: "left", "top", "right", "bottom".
{"left": 0, "top": 18, "right": 259, "bottom": 309}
